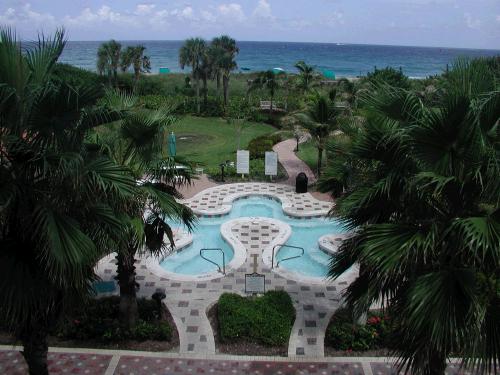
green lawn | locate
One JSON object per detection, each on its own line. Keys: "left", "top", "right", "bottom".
{"left": 296, "top": 140, "right": 322, "bottom": 174}
{"left": 170, "top": 116, "right": 276, "bottom": 168}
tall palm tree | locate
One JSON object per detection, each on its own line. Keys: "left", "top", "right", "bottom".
{"left": 120, "top": 45, "right": 151, "bottom": 85}
{"left": 294, "top": 92, "right": 341, "bottom": 176}
{"left": 97, "top": 39, "right": 122, "bottom": 86}
{"left": 320, "top": 59, "right": 500, "bottom": 374}
{"left": 99, "top": 92, "right": 196, "bottom": 329}
{"left": 294, "top": 60, "right": 315, "bottom": 92}
{"left": 212, "top": 36, "right": 239, "bottom": 107}
{"left": 0, "top": 28, "right": 136, "bottom": 375}
{"left": 179, "top": 38, "right": 206, "bottom": 114}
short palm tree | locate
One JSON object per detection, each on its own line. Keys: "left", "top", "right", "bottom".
{"left": 249, "top": 70, "right": 282, "bottom": 114}
{"left": 320, "top": 59, "right": 500, "bottom": 374}
{"left": 294, "top": 92, "right": 341, "bottom": 176}
{"left": 212, "top": 36, "right": 239, "bottom": 107}
{"left": 97, "top": 39, "right": 122, "bottom": 85}
{"left": 294, "top": 60, "right": 315, "bottom": 92}
{"left": 0, "top": 29, "right": 136, "bottom": 375}
{"left": 179, "top": 38, "right": 206, "bottom": 114}
{"left": 99, "top": 92, "right": 196, "bottom": 329}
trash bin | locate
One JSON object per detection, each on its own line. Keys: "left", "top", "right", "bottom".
{"left": 296, "top": 172, "right": 308, "bottom": 193}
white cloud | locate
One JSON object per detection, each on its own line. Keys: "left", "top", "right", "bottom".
{"left": 218, "top": 3, "right": 246, "bottom": 22}
{"left": 322, "top": 11, "right": 344, "bottom": 27}
{"left": 64, "top": 5, "right": 134, "bottom": 27}
{"left": 201, "top": 10, "right": 216, "bottom": 23}
{"left": 253, "top": 0, "right": 273, "bottom": 19}
{"left": 464, "top": 12, "right": 481, "bottom": 29}
{"left": 0, "top": 3, "right": 55, "bottom": 26}
{"left": 135, "top": 4, "right": 156, "bottom": 16}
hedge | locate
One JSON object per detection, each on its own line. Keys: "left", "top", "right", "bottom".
{"left": 56, "top": 296, "right": 172, "bottom": 342}
{"left": 217, "top": 291, "right": 295, "bottom": 346}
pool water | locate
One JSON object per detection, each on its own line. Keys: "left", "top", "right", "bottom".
{"left": 160, "top": 196, "right": 345, "bottom": 278}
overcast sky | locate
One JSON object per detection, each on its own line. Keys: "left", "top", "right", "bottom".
{"left": 1, "top": 0, "right": 499, "bottom": 49}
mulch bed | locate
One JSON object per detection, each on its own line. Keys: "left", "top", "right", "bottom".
{"left": 324, "top": 347, "right": 391, "bottom": 357}
{"left": 207, "top": 303, "right": 288, "bottom": 357}
{"left": 0, "top": 303, "right": 179, "bottom": 353}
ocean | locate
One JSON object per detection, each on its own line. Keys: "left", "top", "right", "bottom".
{"left": 60, "top": 40, "right": 499, "bottom": 78}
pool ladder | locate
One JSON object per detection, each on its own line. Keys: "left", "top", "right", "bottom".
{"left": 200, "top": 248, "right": 226, "bottom": 274}
{"left": 271, "top": 244, "right": 305, "bottom": 269}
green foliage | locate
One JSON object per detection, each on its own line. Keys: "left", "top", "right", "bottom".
{"left": 325, "top": 308, "right": 395, "bottom": 351}
{"left": 52, "top": 63, "right": 107, "bottom": 90}
{"left": 365, "top": 66, "right": 411, "bottom": 89}
{"left": 57, "top": 297, "right": 172, "bottom": 342}
{"left": 217, "top": 291, "right": 295, "bottom": 346}
{"left": 247, "top": 134, "right": 282, "bottom": 159}
{"left": 206, "top": 158, "right": 286, "bottom": 182}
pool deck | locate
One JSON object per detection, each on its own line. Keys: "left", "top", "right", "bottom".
{"left": 95, "top": 183, "right": 351, "bottom": 358}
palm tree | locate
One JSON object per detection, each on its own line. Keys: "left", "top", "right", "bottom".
{"left": 121, "top": 46, "right": 151, "bottom": 85}
{"left": 320, "top": 59, "right": 500, "bottom": 374}
{"left": 294, "top": 60, "right": 315, "bottom": 92}
{"left": 179, "top": 38, "right": 206, "bottom": 114}
{"left": 0, "top": 28, "right": 136, "bottom": 375}
{"left": 212, "top": 36, "right": 239, "bottom": 107}
{"left": 97, "top": 39, "right": 122, "bottom": 86}
{"left": 294, "top": 92, "right": 341, "bottom": 176}
{"left": 249, "top": 70, "right": 282, "bottom": 114}
{"left": 99, "top": 92, "right": 196, "bottom": 329}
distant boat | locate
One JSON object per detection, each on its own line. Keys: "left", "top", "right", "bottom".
{"left": 336, "top": 43, "right": 344, "bottom": 46}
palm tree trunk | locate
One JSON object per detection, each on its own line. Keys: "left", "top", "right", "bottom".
{"left": 21, "top": 323, "right": 49, "bottom": 375}
{"left": 216, "top": 73, "right": 221, "bottom": 95}
{"left": 428, "top": 351, "right": 447, "bottom": 375}
{"left": 195, "top": 77, "right": 201, "bottom": 115}
{"left": 203, "top": 76, "right": 208, "bottom": 110}
{"left": 116, "top": 247, "right": 138, "bottom": 330}
{"left": 223, "top": 75, "right": 229, "bottom": 107}
{"left": 317, "top": 147, "right": 323, "bottom": 176}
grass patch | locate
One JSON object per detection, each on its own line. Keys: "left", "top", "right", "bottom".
{"left": 296, "top": 140, "right": 325, "bottom": 175}
{"left": 217, "top": 291, "right": 295, "bottom": 346}
{"left": 170, "top": 116, "right": 276, "bottom": 169}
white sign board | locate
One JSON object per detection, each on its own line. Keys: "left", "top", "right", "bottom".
{"left": 265, "top": 151, "right": 278, "bottom": 176}
{"left": 245, "top": 273, "right": 265, "bottom": 294}
{"left": 236, "top": 150, "right": 250, "bottom": 174}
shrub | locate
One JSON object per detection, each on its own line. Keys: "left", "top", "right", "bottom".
{"left": 248, "top": 134, "right": 282, "bottom": 159}
{"left": 217, "top": 291, "right": 295, "bottom": 347}
{"left": 56, "top": 296, "right": 172, "bottom": 342}
{"left": 365, "top": 66, "right": 411, "bottom": 89}
{"left": 325, "top": 308, "right": 395, "bottom": 351}
{"left": 206, "top": 158, "right": 286, "bottom": 182}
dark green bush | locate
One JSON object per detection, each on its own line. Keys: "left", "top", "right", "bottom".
{"left": 56, "top": 296, "right": 172, "bottom": 342}
{"left": 206, "top": 158, "right": 286, "bottom": 182}
{"left": 365, "top": 66, "right": 411, "bottom": 89}
{"left": 248, "top": 134, "right": 282, "bottom": 159}
{"left": 325, "top": 308, "right": 395, "bottom": 351}
{"left": 217, "top": 291, "right": 295, "bottom": 346}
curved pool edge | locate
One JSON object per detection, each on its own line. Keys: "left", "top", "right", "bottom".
{"left": 180, "top": 183, "right": 333, "bottom": 218}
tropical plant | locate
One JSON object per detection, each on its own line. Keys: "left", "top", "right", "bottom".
{"left": 120, "top": 45, "right": 151, "bottom": 86}
{"left": 179, "top": 38, "right": 206, "bottom": 114}
{"left": 321, "top": 59, "right": 500, "bottom": 374}
{"left": 364, "top": 66, "right": 411, "bottom": 89}
{"left": 249, "top": 70, "right": 283, "bottom": 114}
{"left": 0, "top": 28, "right": 136, "bottom": 375}
{"left": 294, "top": 92, "right": 341, "bottom": 176}
{"left": 294, "top": 60, "right": 315, "bottom": 92}
{"left": 97, "top": 39, "right": 122, "bottom": 86}
{"left": 98, "top": 91, "right": 196, "bottom": 330}
{"left": 211, "top": 35, "right": 239, "bottom": 107}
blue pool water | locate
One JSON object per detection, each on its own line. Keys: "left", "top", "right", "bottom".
{"left": 160, "top": 196, "right": 345, "bottom": 278}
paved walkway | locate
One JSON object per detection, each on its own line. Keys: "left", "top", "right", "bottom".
{"left": 0, "top": 346, "right": 470, "bottom": 375}
{"left": 273, "top": 139, "right": 317, "bottom": 186}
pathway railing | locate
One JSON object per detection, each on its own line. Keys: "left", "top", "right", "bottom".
{"left": 200, "top": 248, "right": 226, "bottom": 274}
{"left": 271, "top": 244, "right": 304, "bottom": 269}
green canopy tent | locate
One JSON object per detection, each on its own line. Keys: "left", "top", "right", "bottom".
{"left": 168, "top": 132, "right": 176, "bottom": 156}
{"left": 272, "top": 67, "right": 285, "bottom": 74}
{"left": 322, "top": 69, "right": 336, "bottom": 80}
{"left": 159, "top": 67, "right": 170, "bottom": 74}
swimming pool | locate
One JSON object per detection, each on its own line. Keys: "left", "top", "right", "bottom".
{"left": 160, "top": 196, "right": 345, "bottom": 278}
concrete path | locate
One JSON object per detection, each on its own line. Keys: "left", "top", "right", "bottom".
{"left": 273, "top": 139, "right": 317, "bottom": 186}
{"left": 0, "top": 346, "right": 471, "bottom": 375}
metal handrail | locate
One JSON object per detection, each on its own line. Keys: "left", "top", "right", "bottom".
{"left": 271, "top": 244, "right": 305, "bottom": 268}
{"left": 200, "top": 248, "right": 225, "bottom": 274}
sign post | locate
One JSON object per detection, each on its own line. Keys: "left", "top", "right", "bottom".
{"left": 236, "top": 150, "right": 250, "bottom": 179}
{"left": 265, "top": 151, "right": 278, "bottom": 181}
